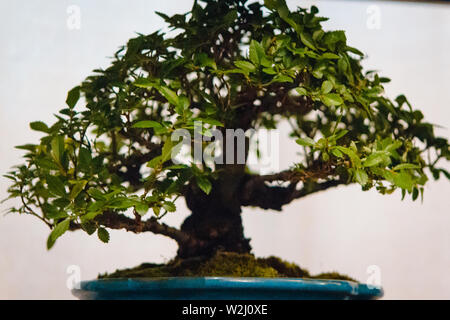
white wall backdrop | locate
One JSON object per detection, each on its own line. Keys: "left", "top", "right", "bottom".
{"left": 0, "top": 0, "right": 449, "bottom": 299}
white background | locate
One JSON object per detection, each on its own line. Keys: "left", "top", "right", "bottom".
{"left": 0, "top": 0, "right": 449, "bottom": 299}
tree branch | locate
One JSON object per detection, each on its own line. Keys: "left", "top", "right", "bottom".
{"left": 70, "top": 211, "right": 195, "bottom": 245}
{"left": 240, "top": 168, "right": 347, "bottom": 211}
{"left": 289, "top": 179, "right": 346, "bottom": 200}
{"left": 259, "top": 162, "right": 335, "bottom": 183}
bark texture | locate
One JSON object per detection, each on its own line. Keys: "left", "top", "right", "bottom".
{"left": 178, "top": 172, "right": 251, "bottom": 258}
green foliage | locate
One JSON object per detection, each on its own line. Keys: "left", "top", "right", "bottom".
{"left": 5, "top": 0, "right": 449, "bottom": 248}
{"left": 97, "top": 227, "right": 110, "bottom": 243}
{"left": 196, "top": 176, "right": 212, "bottom": 195}
{"left": 47, "top": 218, "right": 70, "bottom": 249}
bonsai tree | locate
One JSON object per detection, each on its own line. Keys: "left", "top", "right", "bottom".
{"left": 4, "top": 0, "right": 449, "bottom": 275}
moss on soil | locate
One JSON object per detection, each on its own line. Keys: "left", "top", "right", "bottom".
{"left": 99, "top": 252, "right": 356, "bottom": 282}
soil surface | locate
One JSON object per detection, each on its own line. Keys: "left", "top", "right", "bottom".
{"left": 99, "top": 252, "right": 356, "bottom": 282}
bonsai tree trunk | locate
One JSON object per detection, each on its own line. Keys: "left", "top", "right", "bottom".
{"left": 178, "top": 167, "right": 251, "bottom": 259}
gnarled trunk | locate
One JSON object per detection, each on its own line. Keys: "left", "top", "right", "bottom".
{"left": 177, "top": 170, "right": 251, "bottom": 258}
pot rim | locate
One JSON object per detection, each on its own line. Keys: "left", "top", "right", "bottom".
{"left": 72, "top": 277, "right": 383, "bottom": 300}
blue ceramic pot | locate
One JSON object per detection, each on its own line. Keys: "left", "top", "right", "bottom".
{"left": 72, "top": 277, "right": 383, "bottom": 300}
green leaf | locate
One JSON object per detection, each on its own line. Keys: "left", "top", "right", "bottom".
{"left": 272, "top": 74, "right": 293, "bottom": 83}
{"left": 78, "top": 147, "right": 92, "bottom": 171}
{"left": 262, "top": 67, "right": 277, "bottom": 75}
{"left": 163, "top": 201, "right": 176, "bottom": 212}
{"left": 264, "top": 0, "right": 283, "bottom": 11}
{"left": 158, "top": 86, "right": 179, "bottom": 107}
{"left": 300, "top": 32, "right": 316, "bottom": 51}
{"left": 165, "top": 164, "right": 189, "bottom": 170}
{"left": 337, "top": 58, "right": 348, "bottom": 73}
{"left": 80, "top": 221, "right": 97, "bottom": 235}
{"left": 315, "top": 138, "right": 327, "bottom": 149}
{"left": 147, "top": 155, "right": 163, "bottom": 169}
{"left": 51, "top": 136, "right": 65, "bottom": 163}
{"left": 363, "top": 152, "right": 388, "bottom": 167}
{"left": 46, "top": 175, "right": 67, "bottom": 197}
{"left": 3, "top": 174, "right": 16, "bottom": 181}
{"left": 265, "top": 0, "right": 290, "bottom": 18}
{"left": 346, "top": 46, "right": 364, "bottom": 56}
{"left": 15, "top": 144, "right": 38, "bottom": 152}
{"left": 332, "top": 130, "right": 348, "bottom": 141}
{"left": 134, "top": 78, "right": 154, "bottom": 88}
{"left": 392, "top": 163, "right": 421, "bottom": 171}
{"left": 249, "top": 40, "right": 260, "bottom": 65}
{"left": 336, "top": 146, "right": 361, "bottom": 167}
{"left": 69, "top": 180, "right": 87, "bottom": 200}
{"left": 234, "top": 60, "right": 256, "bottom": 72}
{"left": 401, "top": 188, "right": 406, "bottom": 200}
{"left": 295, "top": 87, "right": 308, "bottom": 96}
{"left": 30, "top": 121, "right": 50, "bottom": 133}
{"left": 355, "top": 169, "right": 368, "bottom": 185}
{"left": 331, "top": 148, "right": 343, "bottom": 158}
{"left": 439, "top": 169, "right": 450, "bottom": 180}
{"left": 222, "top": 9, "right": 238, "bottom": 26}
{"left": 312, "top": 69, "right": 323, "bottom": 79}
{"left": 265, "top": 0, "right": 300, "bottom": 34}
{"left": 320, "top": 52, "right": 340, "bottom": 60}
{"left": 45, "top": 207, "right": 68, "bottom": 220}
{"left": 380, "top": 169, "right": 395, "bottom": 183}
{"left": 47, "top": 218, "right": 70, "bottom": 249}
{"left": 196, "top": 53, "right": 217, "bottom": 70}
{"left": 196, "top": 118, "right": 224, "bottom": 127}
{"left": 152, "top": 206, "right": 161, "bottom": 216}
{"left": 87, "top": 188, "right": 105, "bottom": 201}
{"left": 148, "top": 138, "right": 178, "bottom": 169}
{"left": 223, "top": 68, "right": 249, "bottom": 76}
{"left": 132, "top": 120, "right": 163, "bottom": 129}
{"left": 321, "top": 93, "right": 343, "bottom": 107}
{"left": 107, "top": 197, "right": 136, "bottom": 209}
{"left": 412, "top": 187, "right": 419, "bottom": 201}
{"left": 135, "top": 203, "right": 149, "bottom": 216}
{"left": 321, "top": 80, "right": 333, "bottom": 94}
{"left": 196, "top": 176, "right": 212, "bottom": 195}
{"left": 295, "top": 137, "right": 315, "bottom": 147}
{"left": 385, "top": 141, "right": 403, "bottom": 153}
{"left": 53, "top": 198, "right": 70, "bottom": 209}
{"left": 66, "top": 86, "right": 80, "bottom": 109}
{"left": 155, "top": 11, "right": 170, "bottom": 22}
{"left": 176, "top": 95, "right": 190, "bottom": 113}
{"left": 35, "top": 158, "right": 60, "bottom": 170}
{"left": 82, "top": 208, "right": 104, "bottom": 221}
{"left": 161, "top": 138, "right": 174, "bottom": 162}
{"left": 394, "top": 171, "right": 415, "bottom": 191}
{"left": 97, "top": 227, "right": 110, "bottom": 243}
{"left": 249, "top": 40, "right": 266, "bottom": 66}
{"left": 313, "top": 29, "right": 324, "bottom": 41}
